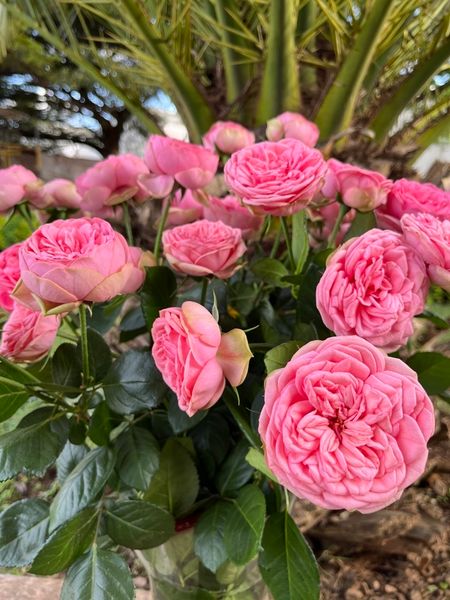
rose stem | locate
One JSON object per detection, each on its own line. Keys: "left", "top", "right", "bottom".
{"left": 79, "top": 304, "right": 91, "bottom": 385}
{"left": 327, "top": 202, "right": 348, "bottom": 249}
{"left": 122, "top": 202, "right": 134, "bottom": 245}
{"left": 280, "top": 217, "right": 295, "bottom": 271}
{"left": 200, "top": 278, "right": 209, "bottom": 306}
{"left": 153, "top": 194, "right": 172, "bottom": 264}
{"left": 269, "top": 223, "right": 283, "bottom": 259}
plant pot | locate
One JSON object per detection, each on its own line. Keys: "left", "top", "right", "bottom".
{"left": 137, "top": 526, "right": 269, "bottom": 599}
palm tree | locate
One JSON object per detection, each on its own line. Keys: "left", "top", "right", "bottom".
{"left": 2, "top": 0, "right": 449, "bottom": 160}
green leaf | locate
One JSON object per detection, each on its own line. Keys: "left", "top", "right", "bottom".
{"left": 116, "top": 427, "right": 160, "bottom": 491}
{"left": 343, "top": 210, "right": 377, "bottom": 241}
{"left": 106, "top": 500, "right": 175, "bottom": 549}
{"left": 30, "top": 508, "right": 97, "bottom": 575}
{"left": 141, "top": 266, "right": 177, "bottom": 332}
{"left": 86, "top": 298, "right": 125, "bottom": 334}
{"left": 50, "top": 447, "right": 115, "bottom": 529}
{"left": 80, "top": 329, "right": 112, "bottom": 382}
{"left": 0, "top": 419, "right": 64, "bottom": 480}
{"left": 215, "top": 440, "right": 253, "bottom": 497}
{"left": 0, "top": 380, "right": 29, "bottom": 423}
{"left": 194, "top": 501, "right": 231, "bottom": 573}
{"left": 251, "top": 258, "right": 289, "bottom": 287}
{"left": 259, "top": 511, "right": 320, "bottom": 600}
{"left": 145, "top": 438, "right": 199, "bottom": 517}
{"left": 292, "top": 211, "right": 309, "bottom": 275}
{"left": 119, "top": 306, "right": 147, "bottom": 342}
{"left": 264, "top": 341, "right": 302, "bottom": 374}
{"left": 228, "top": 282, "right": 259, "bottom": 317}
{"left": 0, "top": 499, "right": 49, "bottom": 567}
{"left": 60, "top": 547, "right": 134, "bottom": 600}
{"left": 56, "top": 442, "right": 89, "bottom": 483}
{"left": 406, "top": 352, "right": 450, "bottom": 396}
{"left": 246, "top": 448, "right": 278, "bottom": 483}
{"left": 190, "top": 413, "right": 230, "bottom": 480}
{"left": 0, "top": 356, "right": 40, "bottom": 384}
{"left": 224, "top": 484, "right": 266, "bottom": 565}
{"left": 88, "top": 402, "right": 111, "bottom": 446}
{"left": 52, "top": 344, "right": 82, "bottom": 389}
{"left": 168, "top": 394, "right": 207, "bottom": 434}
{"left": 103, "top": 350, "right": 166, "bottom": 415}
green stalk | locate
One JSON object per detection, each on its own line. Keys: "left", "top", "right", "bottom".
{"left": 200, "top": 278, "right": 209, "bottom": 306}
{"left": 327, "top": 204, "right": 348, "bottom": 249}
{"left": 280, "top": 217, "right": 295, "bottom": 272}
{"left": 153, "top": 197, "right": 172, "bottom": 264}
{"left": 79, "top": 304, "right": 90, "bottom": 386}
{"left": 315, "top": 0, "right": 396, "bottom": 141}
{"left": 122, "top": 203, "right": 134, "bottom": 246}
{"left": 256, "top": 0, "right": 301, "bottom": 124}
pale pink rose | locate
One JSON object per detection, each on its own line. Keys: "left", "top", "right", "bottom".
{"left": 0, "top": 304, "right": 60, "bottom": 362}
{"left": 27, "top": 179, "right": 82, "bottom": 210}
{"left": 0, "top": 165, "right": 39, "bottom": 212}
{"left": 76, "top": 154, "right": 159, "bottom": 210}
{"left": 144, "top": 135, "right": 219, "bottom": 190}
{"left": 0, "top": 243, "right": 22, "bottom": 312}
{"left": 308, "top": 201, "right": 355, "bottom": 247}
{"left": 376, "top": 179, "right": 450, "bottom": 230}
{"left": 333, "top": 164, "right": 392, "bottom": 212}
{"left": 13, "top": 217, "right": 147, "bottom": 313}
{"left": 152, "top": 301, "right": 252, "bottom": 415}
{"left": 259, "top": 335, "right": 435, "bottom": 513}
{"left": 203, "top": 195, "right": 264, "bottom": 238}
{"left": 224, "top": 139, "right": 327, "bottom": 216}
{"left": 266, "top": 111, "right": 320, "bottom": 147}
{"left": 162, "top": 220, "right": 246, "bottom": 279}
{"left": 167, "top": 189, "right": 204, "bottom": 227}
{"left": 203, "top": 121, "right": 255, "bottom": 154}
{"left": 319, "top": 158, "right": 346, "bottom": 200}
{"left": 401, "top": 213, "right": 450, "bottom": 291}
{"left": 316, "top": 229, "right": 428, "bottom": 352}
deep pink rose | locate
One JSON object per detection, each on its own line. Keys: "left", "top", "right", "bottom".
{"left": 401, "top": 213, "right": 450, "bottom": 291}
{"left": 162, "top": 220, "right": 246, "bottom": 279}
{"left": 0, "top": 165, "right": 39, "bottom": 212}
{"left": 144, "top": 135, "right": 219, "bottom": 190}
{"left": 333, "top": 164, "right": 392, "bottom": 212}
{"left": 0, "top": 243, "right": 22, "bottom": 312}
{"left": 259, "top": 335, "right": 434, "bottom": 513}
{"left": 266, "top": 111, "right": 320, "bottom": 147}
{"left": 203, "top": 195, "right": 263, "bottom": 239}
{"left": 0, "top": 304, "right": 60, "bottom": 362}
{"left": 376, "top": 179, "right": 450, "bottom": 230}
{"left": 316, "top": 229, "right": 428, "bottom": 351}
{"left": 14, "top": 217, "right": 147, "bottom": 313}
{"left": 152, "top": 301, "right": 252, "bottom": 415}
{"left": 27, "top": 179, "right": 82, "bottom": 210}
{"left": 308, "top": 201, "right": 355, "bottom": 247}
{"left": 167, "top": 189, "right": 204, "bottom": 227}
{"left": 224, "top": 139, "right": 327, "bottom": 216}
{"left": 203, "top": 121, "right": 255, "bottom": 154}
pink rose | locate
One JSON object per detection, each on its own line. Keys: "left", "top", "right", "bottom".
{"left": 259, "top": 335, "right": 435, "bottom": 513}
{"left": 0, "top": 165, "right": 39, "bottom": 212}
{"left": 266, "top": 111, "right": 320, "bottom": 147}
{"left": 308, "top": 201, "right": 355, "bottom": 247}
{"left": 13, "top": 217, "right": 147, "bottom": 313}
{"left": 333, "top": 164, "right": 392, "bottom": 212}
{"left": 224, "top": 139, "right": 327, "bottom": 216}
{"left": 203, "top": 195, "right": 263, "bottom": 239}
{"left": 203, "top": 121, "right": 255, "bottom": 154}
{"left": 152, "top": 301, "right": 252, "bottom": 415}
{"left": 167, "top": 189, "right": 204, "bottom": 227}
{"left": 27, "top": 179, "right": 82, "bottom": 210}
{"left": 319, "top": 158, "right": 346, "bottom": 200}
{"left": 144, "top": 135, "right": 219, "bottom": 190}
{"left": 0, "top": 243, "right": 22, "bottom": 313}
{"left": 376, "top": 179, "right": 450, "bottom": 230}
{"left": 401, "top": 213, "right": 450, "bottom": 291}
{"left": 316, "top": 229, "right": 428, "bottom": 352}
{"left": 162, "top": 220, "right": 246, "bottom": 279}
{"left": 0, "top": 304, "right": 60, "bottom": 362}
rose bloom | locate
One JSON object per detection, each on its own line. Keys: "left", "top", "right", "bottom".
{"left": 259, "top": 336, "right": 435, "bottom": 513}
{"left": 0, "top": 243, "right": 22, "bottom": 312}
{"left": 319, "top": 158, "right": 346, "bottom": 200}
{"left": 376, "top": 179, "right": 450, "bottom": 230}
{"left": 162, "top": 220, "right": 246, "bottom": 279}
{"left": 401, "top": 213, "right": 450, "bottom": 291}
{"left": 0, "top": 304, "right": 60, "bottom": 362}
{"left": 266, "top": 111, "right": 320, "bottom": 147}
{"left": 203, "top": 121, "right": 255, "bottom": 154}
{"left": 27, "top": 179, "right": 82, "bottom": 210}
{"left": 167, "top": 189, "right": 204, "bottom": 227}
{"left": 152, "top": 301, "right": 252, "bottom": 415}
{"left": 13, "top": 217, "right": 147, "bottom": 313}
{"left": 0, "top": 165, "right": 39, "bottom": 212}
{"left": 224, "top": 139, "right": 327, "bottom": 216}
{"left": 333, "top": 164, "right": 392, "bottom": 212}
{"left": 316, "top": 229, "right": 428, "bottom": 352}
{"left": 203, "top": 195, "right": 264, "bottom": 238}
{"left": 144, "top": 135, "right": 219, "bottom": 190}
{"left": 308, "top": 201, "right": 355, "bottom": 247}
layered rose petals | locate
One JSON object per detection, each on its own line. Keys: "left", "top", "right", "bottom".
{"left": 0, "top": 165, "right": 39, "bottom": 212}
{"left": 0, "top": 243, "right": 22, "bottom": 312}
{"left": 203, "top": 195, "right": 263, "bottom": 238}
{"left": 203, "top": 121, "right": 255, "bottom": 154}
{"left": 266, "top": 111, "right": 320, "bottom": 147}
